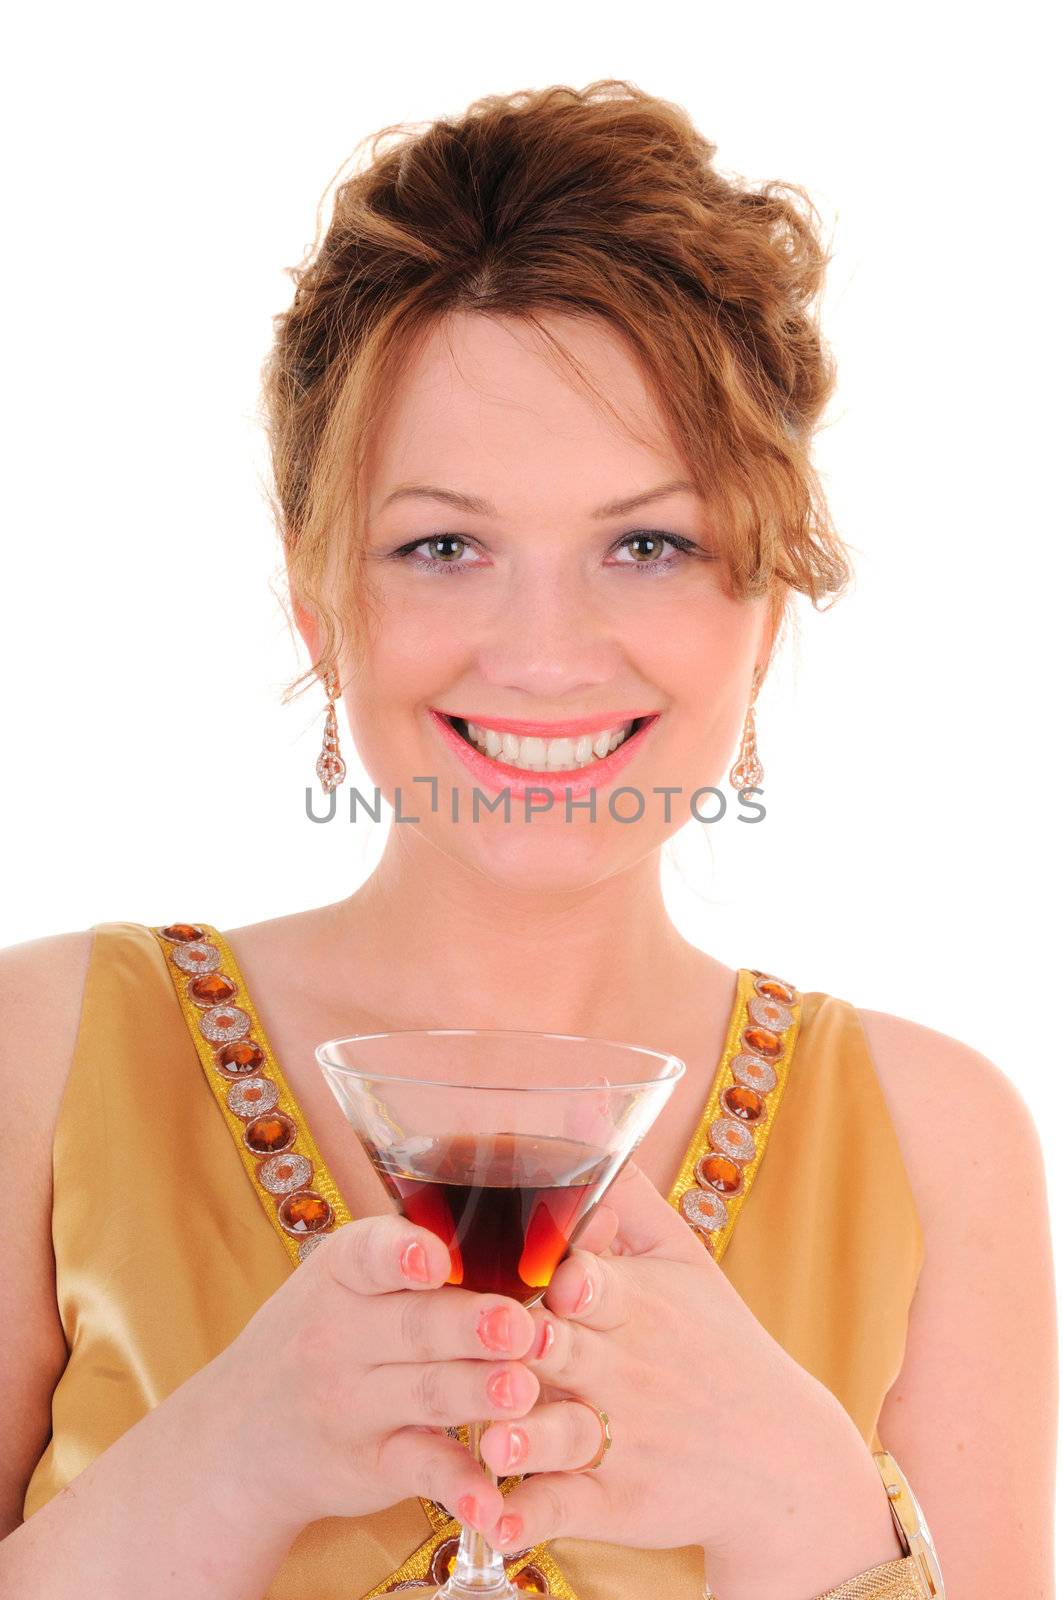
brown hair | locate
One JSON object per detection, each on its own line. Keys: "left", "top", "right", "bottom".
{"left": 261, "top": 78, "right": 853, "bottom": 703}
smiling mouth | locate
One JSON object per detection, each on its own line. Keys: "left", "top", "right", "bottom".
{"left": 443, "top": 714, "right": 652, "bottom": 772}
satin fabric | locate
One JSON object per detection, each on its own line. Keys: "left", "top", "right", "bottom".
{"left": 24, "top": 922, "right": 924, "bottom": 1597}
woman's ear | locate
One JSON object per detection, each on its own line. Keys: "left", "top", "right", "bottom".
{"left": 290, "top": 594, "right": 322, "bottom": 663}
{"left": 761, "top": 583, "right": 788, "bottom": 672}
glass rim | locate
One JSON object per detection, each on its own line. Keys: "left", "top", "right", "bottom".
{"left": 314, "top": 1026, "right": 686, "bottom": 1093}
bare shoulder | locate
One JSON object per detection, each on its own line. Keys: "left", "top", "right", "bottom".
{"left": 854, "top": 1004, "right": 1056, "bottom": 1594}
{"left": 853, "top": 1004, "right": 1040, "bottom": 1213}
{"left": 0, "top": 929, "right": 95, "bottom": 1535}
{"left": 0, "top": 929, "right": 95, "bottom": 1148}
{"left": 220, "top": 900, "right": 347, "bottom": 962}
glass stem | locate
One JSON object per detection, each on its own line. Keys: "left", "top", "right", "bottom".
{"left": 442, "top": 1421, "right": 512, "bottom": 1596}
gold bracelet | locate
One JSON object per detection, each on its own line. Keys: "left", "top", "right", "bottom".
{"left": 870, "top": 1449, "right": 945, "bottom": 1597}
{"left": 702, "top": 1557, "right": 923, "bottom": 1600}
{"left": 814, "top": 1555, "right": 928, "bottom": 1597}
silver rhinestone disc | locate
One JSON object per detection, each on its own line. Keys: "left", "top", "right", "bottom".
{"left": 199, "top": 1004, "right": 251, "bottom": 1044}
{"left": 731, "top": 1053, "right": 778, "bottom": 1093}
{"left": 226, "top": 1076, "right": 279, "bottom": 1119}
{"left": 709, "top": 1116, "right": 756, "bottom": 1162}
{"left": 753, "top": 974, "right": 796, "bottom": 1005}
{"left": 680, "top": 1186, "right": 728, "bottom": 1233}
{"left": 169, "top": 939, "right": 221, "bottom": 975}
{"left": 258, "top": 1151, "right": 312, "bottom": 1194}
{"left": 747, "top": 994, "right": 794, "bottom": 1033}
{"left": 297, "top": 1234, "right": 328, "bottom": 1262}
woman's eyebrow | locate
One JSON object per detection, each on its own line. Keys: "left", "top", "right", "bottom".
{"left": 378, "top": 479, "right": 700, "bottom": 519}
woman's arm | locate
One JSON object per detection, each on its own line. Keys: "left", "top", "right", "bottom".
{"left": 858, "top": 1007, "right": 1057, "bottom": 1595}
{"left": 0, "top": 931, "right": 308, "bottom": 1595}
{"left": 0, "top": 1359, "right": 308, "bottom": 1598}
{"left": 0, "top": 931, "right": 93, "bottom": 1538}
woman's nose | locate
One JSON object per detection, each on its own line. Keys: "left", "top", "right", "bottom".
{"left": 474, "top": 569, "right": 619, "bottom": 702}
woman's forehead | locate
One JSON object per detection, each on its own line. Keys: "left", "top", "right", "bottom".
{"left": 364, "top": 313, "right": 685, "bottom": 515}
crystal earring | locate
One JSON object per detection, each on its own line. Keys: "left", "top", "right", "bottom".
{"left": 728, "top": 665, "right": 765, "bottom": 791}
{"left": 315, "top": 666, "right": 346, "bottom": 794}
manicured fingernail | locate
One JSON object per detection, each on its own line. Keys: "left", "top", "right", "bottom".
{"left": 533, "top": 1320, "right": 555, "bottom": 1360}
{"left": 504, "top": 1427, "right": 528, "bottom": 1469}
{"left": 486, "top": 1368, "right": 516, "bottom": 1408}
{"left": 496, "top": 1514, "right": 522, "bottom": 1547}
{"left": 400, "top": 1241, "right": 430, "bottom": 1282}
{"left": 456, "top": 1494, "right": 481, "bottom": 1527}
{"left": 574, "top": 1275, "right": 594, "bottom": 1313}
{"left": 477, "top": 1306, "right": 512, "bottom": 1351}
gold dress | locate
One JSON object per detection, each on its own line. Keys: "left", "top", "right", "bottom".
{"left": 23, "top": 922, "right": 924, "bottom": 1598}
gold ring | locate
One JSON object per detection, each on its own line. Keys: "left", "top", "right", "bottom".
{"left": 571, "top": 1400, "right": 612, "bottom": 1471}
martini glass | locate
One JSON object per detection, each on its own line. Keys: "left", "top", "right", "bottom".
{"left": 316, "top": 1028, "right": 685, "bottom": 1599}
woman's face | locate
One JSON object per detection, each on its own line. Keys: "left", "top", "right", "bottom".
{"left": 306, "top": 310, "right": 774, "bottom": 892}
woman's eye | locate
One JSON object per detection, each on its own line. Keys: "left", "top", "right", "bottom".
{"left": 391, "top": 534, "right": 482, "bottom": 574}
{"left": 608, "top": 531, "right": 697, "bottom": 570}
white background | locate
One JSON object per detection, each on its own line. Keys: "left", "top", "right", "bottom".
{"left": 2, "top": 0, "right": 1059, "bottom": 1567}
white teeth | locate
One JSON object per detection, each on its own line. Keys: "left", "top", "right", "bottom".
{"left": 516, "top": 737, "right": 543, "bottom": 768}
{"left": 458, "top": 718, "right": 639, "bottom": 770}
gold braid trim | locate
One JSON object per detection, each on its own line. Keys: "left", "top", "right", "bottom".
{"left": 152, "top": 923, "right": 354, "bottom": 1263}
{"left": 666, "top": 968, "right": 802, "bottom": 1259}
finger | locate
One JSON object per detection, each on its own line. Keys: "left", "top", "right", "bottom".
{"left": 569, "top": 1203, "right": 619, "bottom": 1256}
{"left": 484, "top": 1470, "right": 609, "bottom": 1555}
{"left": 479, "top": 1397, "right": 606, "bottom": 1478}
{"left": 376, "top": 1426, "right": 506, "bottom": 1533}
{"left": 357, "top": 1285, "right": 537, "bottom": 1364}
{"left": 602, "top": 1160, "right": 709, "bottom": 1265}
{"left": 542, "top": 1246, "right": 628, "bottom": 1332}
{"left": 523, "top": 1308, "right": 594, "bottom": 1392}
{"left": 322, "top": 1214, "right": 454, "bottom": 1296}
{"left": 370, "top": 1357, "right": 541, "bottom": 1430}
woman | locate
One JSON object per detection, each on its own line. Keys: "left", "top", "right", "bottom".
{"left": 1, "top": 79, "right": 1054, "bottom": 1599}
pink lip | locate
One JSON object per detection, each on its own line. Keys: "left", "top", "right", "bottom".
{"left": 432, "top": 709, "right": 657, "bottom": 737}
{"left": 428, "top": 708, "right": 661, "bottom": 801}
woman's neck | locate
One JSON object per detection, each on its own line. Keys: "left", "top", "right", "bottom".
{"left": 318, "top": 825, "right": 708, "bottom": 1040}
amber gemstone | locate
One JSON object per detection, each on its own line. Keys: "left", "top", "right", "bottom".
{"left": 160, "top": 922, "right": 204, "bottom": 942}
{"left": 696, "top": 1152, "right": 742, "bottom": 1194}
{"left": 757, "top": 977, "right": 796, "bottom": 1003}
{"left": 215, "top": 1039, "right": 265, "bottom": 1076}
{"left": 244, "top": 1113, "right": 296, "bottom": 1154}
{"left": 189, "top": 971, "right": 237, "bottom": 1006}
{"left": 431, "top": 1537, "right": 461, "bottom": 1584}
{"left": 278, "top": 1190, "right": 333, "bottom": 1235}
{"left": 743, "top": 1025, "right": 783, "bottom": 1058}
{"left": 722, "top": 1084, "right": 764, "bottom": 1121}
{"left": 514, "top": 1568, "right": 549, "bottom": 1593}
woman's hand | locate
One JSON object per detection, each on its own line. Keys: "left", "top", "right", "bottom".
{"left": 205, "top": 1212, "right": 545, "bottom": 1537}
{"left": 477, "top": 1163, "right": 903, "bottom": 1593}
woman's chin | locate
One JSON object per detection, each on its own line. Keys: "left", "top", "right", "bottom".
{"left": 434, "top": 820, "right": 660, "bottom": 894}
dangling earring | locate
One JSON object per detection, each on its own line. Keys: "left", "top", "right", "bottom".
{"left": 728, "top": 665, "right": 765, "bottom": 791}
{"left": 315, "top": 665, "right": 346, "bottom": 794}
